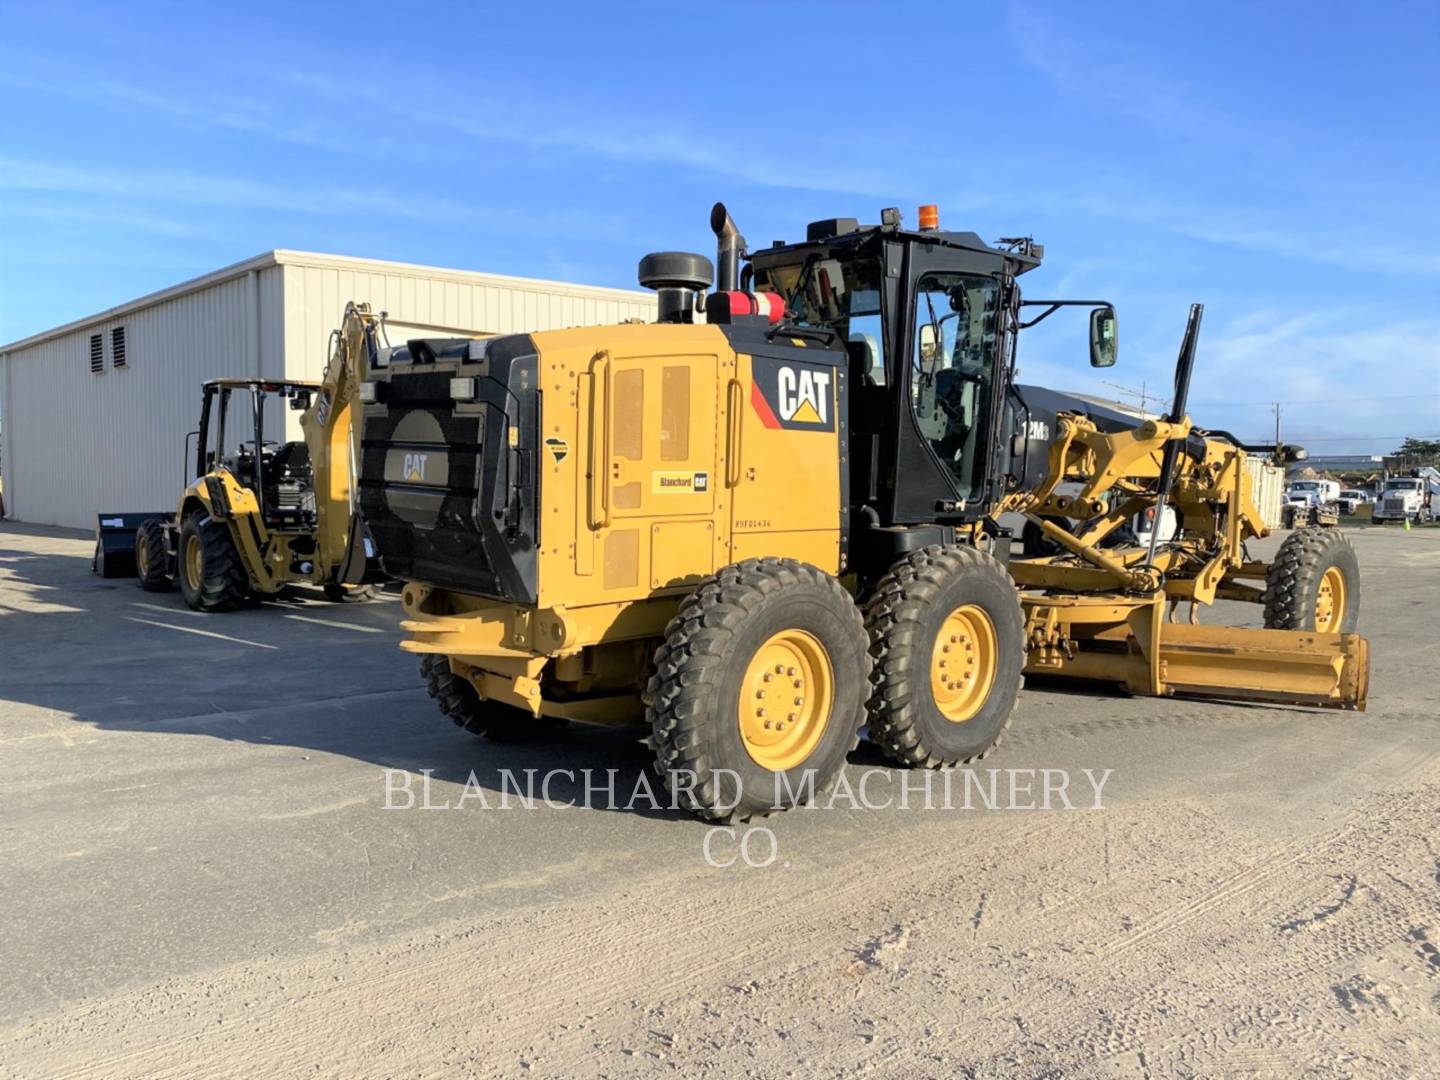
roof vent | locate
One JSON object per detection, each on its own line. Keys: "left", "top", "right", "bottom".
{"left": 89, "top": 333, "right": 103, "bottom": 374}
{"left": 111, "top": 326, "right": 127, "bottom": 368}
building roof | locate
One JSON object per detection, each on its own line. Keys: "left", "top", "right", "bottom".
{"left": 0, "top": 250, "right": 652, "bottom": 354}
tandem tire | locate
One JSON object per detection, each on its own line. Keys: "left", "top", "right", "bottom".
{"left": 176, "top": 513, "right": 250, "bottom": 612}
{"left": 1264, "top": 527, "right": 1360, "bottom": 633}
{"left": 864, "top": 544, "right": 1025, "bottom": 769}
{"left": 420, "top": 655, "right": 561, "bottom": 742}
{"left": 135, "top": 519, "right": 173, "bottom": 592}
{"left": 647, "top": 558, "right": 871, "bottom": 823}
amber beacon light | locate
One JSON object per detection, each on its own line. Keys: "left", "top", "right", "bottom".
{"left": 918, "top": 204, "right": 939, "bottom": 231}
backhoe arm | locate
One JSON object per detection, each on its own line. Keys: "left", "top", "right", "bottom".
{"left": 297, "top": 301, "right": 381, "bottom": 584}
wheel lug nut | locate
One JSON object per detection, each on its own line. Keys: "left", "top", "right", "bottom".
{"left": 764, "top": 720, "right": 773, "bottom": 730}
{"left": 763, "top": 673, "right": 773, "bottom": 682}
{"left": 756, "top": 708, "right": 766, "bottom": 718}
{"left": 787, "top": 667, "right": 796, "bottom": 676}
{"left": 788, "top": 712, "right": 797, "bottom": 722}
{"left": 757, "top": 690, "right": 766, "bottom": 699}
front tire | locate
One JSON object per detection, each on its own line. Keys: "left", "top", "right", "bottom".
{"left": 177, "top": 513, "right": 249, "bottom": 612}
{"left": 135, "top": 519, "right": 173, "bottom": 592}
{"left": 648, "top": 558, "right": 870, "bottom": 823}
{"left": 1264, "top": 527, "right": 1360, "bottom": 633}
{"left": 864, "top": 545, "right": 1025, "bottom": 769}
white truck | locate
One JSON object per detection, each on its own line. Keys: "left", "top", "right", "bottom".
{"left": 1285, "top": 478, "right": 1340, "bottom": 508}
{"left": 1282, "top": 478, "right": 1340, "bottom": 528}
{"left": 1337, "top": 489, "right": 1370, "bottom": 515}
{"left": 1373, "top": 469, "right": 1439, "bottom": 523}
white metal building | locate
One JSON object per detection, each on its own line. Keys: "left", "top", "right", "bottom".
{"left": 0, "top": 251, "right": 655, "bottom": 529}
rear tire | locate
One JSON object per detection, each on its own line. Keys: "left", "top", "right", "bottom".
{"left": 864, "top": 545, "right": 1025, "bottom": 769}
{"left": 648, "top": 558, "right": 870, "bottom": 823}
{"left": 1264, "top": 527, "right": 1360, "bottom": 633}
{"left": 420, "top": 655, "right": 560, "bottom": 742}
{"left": 177, "top": 513, "right": 250, "bottom": 612}
{"left": 135, "top": 519, "right": 173, "bottom": 592}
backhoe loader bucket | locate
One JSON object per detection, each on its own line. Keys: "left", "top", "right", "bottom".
{"left": 93, "top": 512, "right": 170, "bottom": 578}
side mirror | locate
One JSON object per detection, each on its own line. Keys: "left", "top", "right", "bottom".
{"left": 918, "top": 323, "right": 942, "bottom": 369}
{"left": 289, "top": 391, "right": 312, "bottom": 411}
{"left": 1089, "top": 307, "right": 1118, "bottom": 367}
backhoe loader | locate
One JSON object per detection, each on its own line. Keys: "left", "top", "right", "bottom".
{"left": 357, "top": 204, "right": 1368, "bottom": 822}
{"left": 133, "top": 303, "right": 386, "bottom": 611}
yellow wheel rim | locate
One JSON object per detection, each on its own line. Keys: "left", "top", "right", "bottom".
{"left": 737, "top": 629, "right": 834, "bottom": 771}
{"left": 136, "top": 533, "right": 149, "bottom": 573}
{"left": 1315, "top": 566, "right": 1346, "bottom": 632}
{"left": 931, "top": 605, "right": 998, "bottom": 723}
{"left": 183, "top": 533, "right": 203, "bottom": 592}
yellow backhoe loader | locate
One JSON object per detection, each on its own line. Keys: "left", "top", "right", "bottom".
{"left": 131, "top": 302, "right": 387, "bottom": 611}
{"left": 356, "top": 204, "right": 1368, "bottom": 822}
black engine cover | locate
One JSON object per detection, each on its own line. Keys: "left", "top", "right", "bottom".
{"left": 359, "top": 334, "right": 539, "bottom": 604}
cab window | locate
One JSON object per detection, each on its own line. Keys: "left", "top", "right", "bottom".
{"left": 910, "top": 272, "right": 1000, "bottom": 502}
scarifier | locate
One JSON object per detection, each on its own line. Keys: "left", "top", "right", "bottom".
{"left": 357, "top": 204, "right": 1368, "bottom": 821}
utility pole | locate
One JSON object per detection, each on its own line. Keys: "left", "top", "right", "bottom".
{"left": 1272, "top": 402, "right": 1282, "bottom": 450}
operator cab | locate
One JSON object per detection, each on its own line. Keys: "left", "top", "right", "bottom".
{"left": 745, "top": 205, "right": 1112, "bottom": 539}
{"left": 195, "top": 379, "right": 319, "bottom": 529}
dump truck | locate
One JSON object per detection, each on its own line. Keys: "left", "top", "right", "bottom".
{"left": 356, "top": 204, "right": 1368, "bottom": 822}
{"left": 1373, "top": 468, "right": 1439, "bottom": 524}
{"left": 125, "top": 303, "right": 386, "bottom": 610}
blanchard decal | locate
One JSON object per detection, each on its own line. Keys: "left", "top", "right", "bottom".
{"left": 750, "top": 355, "right": 836, "bottom": 432}
{"left": 652, "top": 470, "right": 709, "bottom": 494}
{"left": 314, "top": 389, "right": 332, "bottom": 426}
{"left": 545, "top": 436, "right": 570, "bottom": 463}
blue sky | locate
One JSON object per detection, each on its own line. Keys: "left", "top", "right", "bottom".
{"left": 1, "top": 0, "right": 1437, "bottom": 453}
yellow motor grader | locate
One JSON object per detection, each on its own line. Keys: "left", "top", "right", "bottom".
{"left": 132, "top": 303, "right": 387, "bottom": 610}
{"left": 356, "top": 204, "right": 1367, "bottom": 821}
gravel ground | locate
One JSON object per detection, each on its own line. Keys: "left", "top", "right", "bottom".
{"left": 1, "top": 521, "right": 1436, "bottom": 1078}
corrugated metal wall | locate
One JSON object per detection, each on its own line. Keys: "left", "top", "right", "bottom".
{"left": 0, "top": 267, "right": 284, "bottom": 529}
{"left": 277, "top": 259, "right": 656, "bottom": 439}
{"left": 0, "top": 256, "right": 656, "bottom": 528}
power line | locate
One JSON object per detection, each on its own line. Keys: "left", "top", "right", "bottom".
{"left": 1248, "top": 434, "right": 1440, "bottom": 443}
{"left": 1191, "top": 393, "right": 1440, "bottom": 408}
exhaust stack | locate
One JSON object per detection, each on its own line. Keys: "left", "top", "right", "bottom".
{"left": 710, "top": 202, "right": 745, "bottom": 293}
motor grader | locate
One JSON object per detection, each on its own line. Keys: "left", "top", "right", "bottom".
{"left": 132, "top": 303, "right": 386, "bottom": 611}
{"left": 357, "top": 204, "right": 1368, "bottom": 822}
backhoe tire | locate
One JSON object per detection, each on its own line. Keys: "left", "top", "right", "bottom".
{"left": 648, "top": 558, "right": 870, "bottom": 823}
{"left": 420, "top": 655, "right": 561, "bottom": 742}
{"left": 864, "top": 544, "right": 1025, "bottom": 769}
{"left": 135, "top": 519, "right": 172, "bottom": 592}
{"left": 177, "top": 513, "right": 250, "bottom": 612}
{"left": 324, "top": 583, "right": 377, "bottom": 603}
{"left": 1264, "top": 527, "right": 1360, "bottom": 634}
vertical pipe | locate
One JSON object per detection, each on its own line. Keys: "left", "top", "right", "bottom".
{"left": 1145, "top": 303, "right": 1204, "bottom": 571}
{"left": 711, "top": 203, "right": 743, "bottom": 293}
